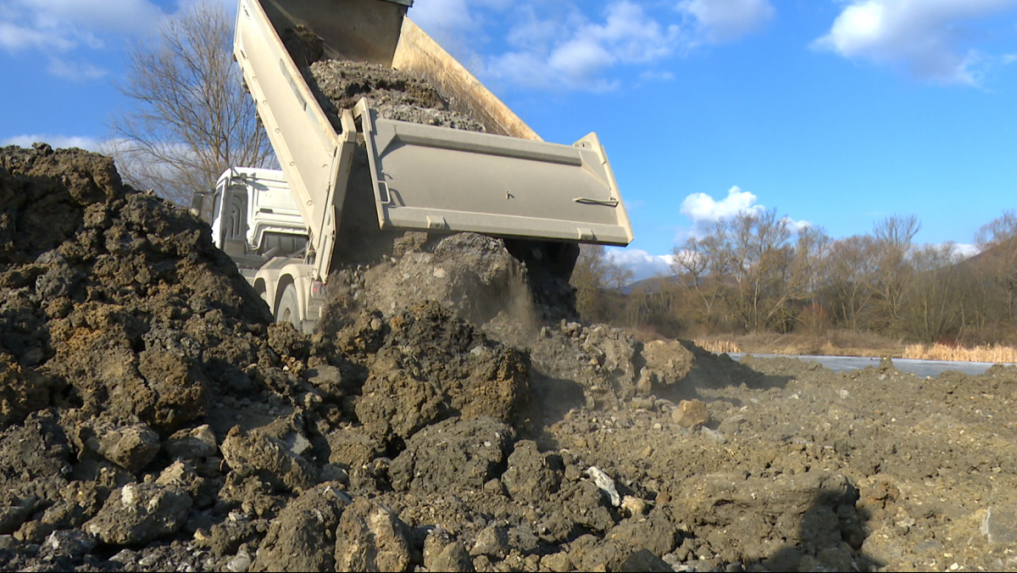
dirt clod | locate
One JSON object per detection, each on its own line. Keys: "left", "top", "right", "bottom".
{"left": 83, "top": 482, "right": 192, "bottom": 545}
{"left": 390, "top": 417, "right": 513, "bottom": 495}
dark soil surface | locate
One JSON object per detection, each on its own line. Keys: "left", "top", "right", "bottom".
{"left": 1, "top": 144, "right": 1017, "bottom": 572}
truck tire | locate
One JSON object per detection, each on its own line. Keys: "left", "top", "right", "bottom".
{"left": 275, "top": 283, "right": 301, "bottom": 330}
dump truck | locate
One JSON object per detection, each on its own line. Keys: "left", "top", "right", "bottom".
{"left": 199, "top": 0, "right": 634, "bottom": 332}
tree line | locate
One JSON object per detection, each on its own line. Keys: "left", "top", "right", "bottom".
{"left": 574, "top": 210, "right": 1017, "bottom": 346}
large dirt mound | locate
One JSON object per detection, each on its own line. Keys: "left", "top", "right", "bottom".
{"left": 0, "top": 144, "right": 690, "bottom": 571}
{"left": 4, "top": 144, "right": 1017, "bottom": 572}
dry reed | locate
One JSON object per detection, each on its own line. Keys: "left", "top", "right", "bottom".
{"left": 903, "top": 343, "right": 1017, "bottom": 363}
{"left": 694, "top": 339, "right": 742, "bottom": 354}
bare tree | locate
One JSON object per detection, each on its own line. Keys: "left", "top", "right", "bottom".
{"left": 823, "top": 235, "right": 879, "bottom": 330}
{"left": 571, "top": 244, "right": 634, "bottom": 323}
{"left": 902, "top": 243, "right": 965, "bottom": 342}
{"left": 976, "top": 210, "right": 1017, "bottom": 324}
{"left": 106, "top": 1, "right": 273, "bottom": 204}
{"left": 871, "top": 214, "right": 921, "bottom": 334}
{"left": 671, "top": 210, "right": 828, "bottom": 334}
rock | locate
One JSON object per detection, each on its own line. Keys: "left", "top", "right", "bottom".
{"left": 470, "top": 524, "right": 509, "bottom": 559}
{"left": 252, "top": 484, "right": 348, "bottom": 572}
{"left": 83, "top": 482, "right": 192, "bottom": 545}
{"left": 641, "top": 340, "right": 694, "bottom": 387}
{"left": 390, "top": 417, "right": 513, "bottom": 494}
{"left": 553, "top": 480, "right": 618, "bottom": 536}
{"left": 14, "top": 518, "right": 54, "bottom": 543}
{"left": 621, "top": 496, "right": 648, "bottom": 517}
{"left": 199, "top": 516, "right": 260, "bottom": 558}
{"left": 221, "top": 426, "right": 317, "bottom": 492}
{"left": 424, "top": 528, "right": 474, "bottom": 573}
{"left": 672, "top": 399, "right": 710, "bottom": 428}
{"left": 97, "top": 423, "right": 160, "bottom": 472}
{"left": 327, "top": 427, "right": 382, "bottom": 469}
{"left": 0, "top": 411, "right": 71, "bottom": 479}
{"left": 982, "top": 506, "right": 1017, "bottom": 546}
{"left": 582, "top": 326, "right": 640, "bottom": 397}
{"left": 605, "top": 509, "right": 678, "bottom": 558}
{"left": 701, "top": 426, "right": 727, "bottom": 444}
{"left": 156, "top": 460, "right": 214, "bottom": 508}
{"left": 502, "top": 440, "right": 561, "bottom": 504}
{"left": 355, "top": 366, "right": 443, "bottom": 440}
{"left": 135, "top": 349, "right": 211, "bottom": 432}
{"left": 334, "top": 497, "right": 412, "bottom": 572}
{"left": 540, "top": 551, "right": 574, "bottom": 572}
{"left": 40, "top": 529, "right": 97, "bottom": 560}
{"left": 164, "top": 424, "right": 217, "bottom": 460}
{"left": 305, "top": 364, "right": 347, "bottom": 401}
{"left": 717, "top": 415, "right": 746, "bottom": 435}
{"left": 227, "top": 550, "right": 253, "bottom": 573}
{"left": 319, "top": 464, "right": 350, "bottom": 484}
{"left": 585, "top": 466, "right": 621, "bottom": 507}
{"left": 0, "top": 496, "right": 37, "bottom": 535}
{"left": 621, "top": 548, "right": 673, "bottom": 572}
{"left": 0, "top": 354, "right": 59, "bottom": 429}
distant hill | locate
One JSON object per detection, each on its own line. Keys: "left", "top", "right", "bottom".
{"left": 623, "top": 274, "right": 678, "bottom": 295}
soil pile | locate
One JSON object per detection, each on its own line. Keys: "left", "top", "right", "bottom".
{"left": 0, "top": 144, "right": 691, "bottom": 572}
{"left": 4, "top": 144, "right": 1017, "bottom": 572}
{"left": 281, "top": 24, "right": 484, "bottom": 133}
{"left": 309, "top": 60, "right": 486, "bottom": 133}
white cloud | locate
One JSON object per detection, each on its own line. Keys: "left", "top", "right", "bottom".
{"left": 484, "top": 1, "right": 684, "bottom": 92}
{"left": 412, "top": 0, "right": 770, "bottom": 93}
{"left": 814, "top": 0, "right": 1017, "bottom": 86}
{"left": 15, "top": 0, "right": 163, "bottom": 35}
{"left": 680, "top": 186, "right": 811, "bottom": 239}
{"left": 678, "top": 0, "right": 775, "bottom": 43}
{"left": 0, "top": 21, "right": 74, "bottom": 51}
{"left": 2, "top": 134, "right": 104, "bottom": 150}
{"left": 681, "top": 185, "right": 763, "bottom": 224}
{"left": 638, "top": 70, "right": 676, "bottom": 83}
{"left": 0, "top": 0, "right": 163, "bottom": 73}
{"left": 781, "top": 216, "right": 812, "bottom": 234}
{"left": 950, "top": 243, "right": 981, "bottom": 259}
{"left": 411, "top": 0, "right": 480, "bottom": 38}
{"left": 47, "top": 57, "right": 108, "bottom": 81}
{"left": 605, "top": 248, "right": 674, "bottom": 282}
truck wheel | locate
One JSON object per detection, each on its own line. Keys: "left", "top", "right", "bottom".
{"left": 275, "top": 283, "right": 301, "bottom": 331}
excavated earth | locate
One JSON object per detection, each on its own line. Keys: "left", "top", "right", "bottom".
{"left": 3, "top": 146, "right": 1017, "bottom": 573}
{"left": 3, "top": 37, "right": 1017, "bottom": 573}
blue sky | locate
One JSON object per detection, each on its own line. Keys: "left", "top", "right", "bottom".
{"left": 3, "top": 0, "right": 1017, "bottom": 280}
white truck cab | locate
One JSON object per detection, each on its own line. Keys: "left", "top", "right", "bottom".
{"left": 200, "top": 168, "right": 324, "bottom": 332}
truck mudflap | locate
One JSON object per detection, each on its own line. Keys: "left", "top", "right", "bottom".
{"left": 354, "top": 100, "right": 634, "bottom": 247}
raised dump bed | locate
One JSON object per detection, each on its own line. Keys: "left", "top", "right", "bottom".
{"left": 233, "top": 0, "right": 634, "bottom": 284}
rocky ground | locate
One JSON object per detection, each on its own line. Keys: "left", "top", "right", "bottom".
{"left": 1, "top": 144, "right": 1017, "bottom": 573}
